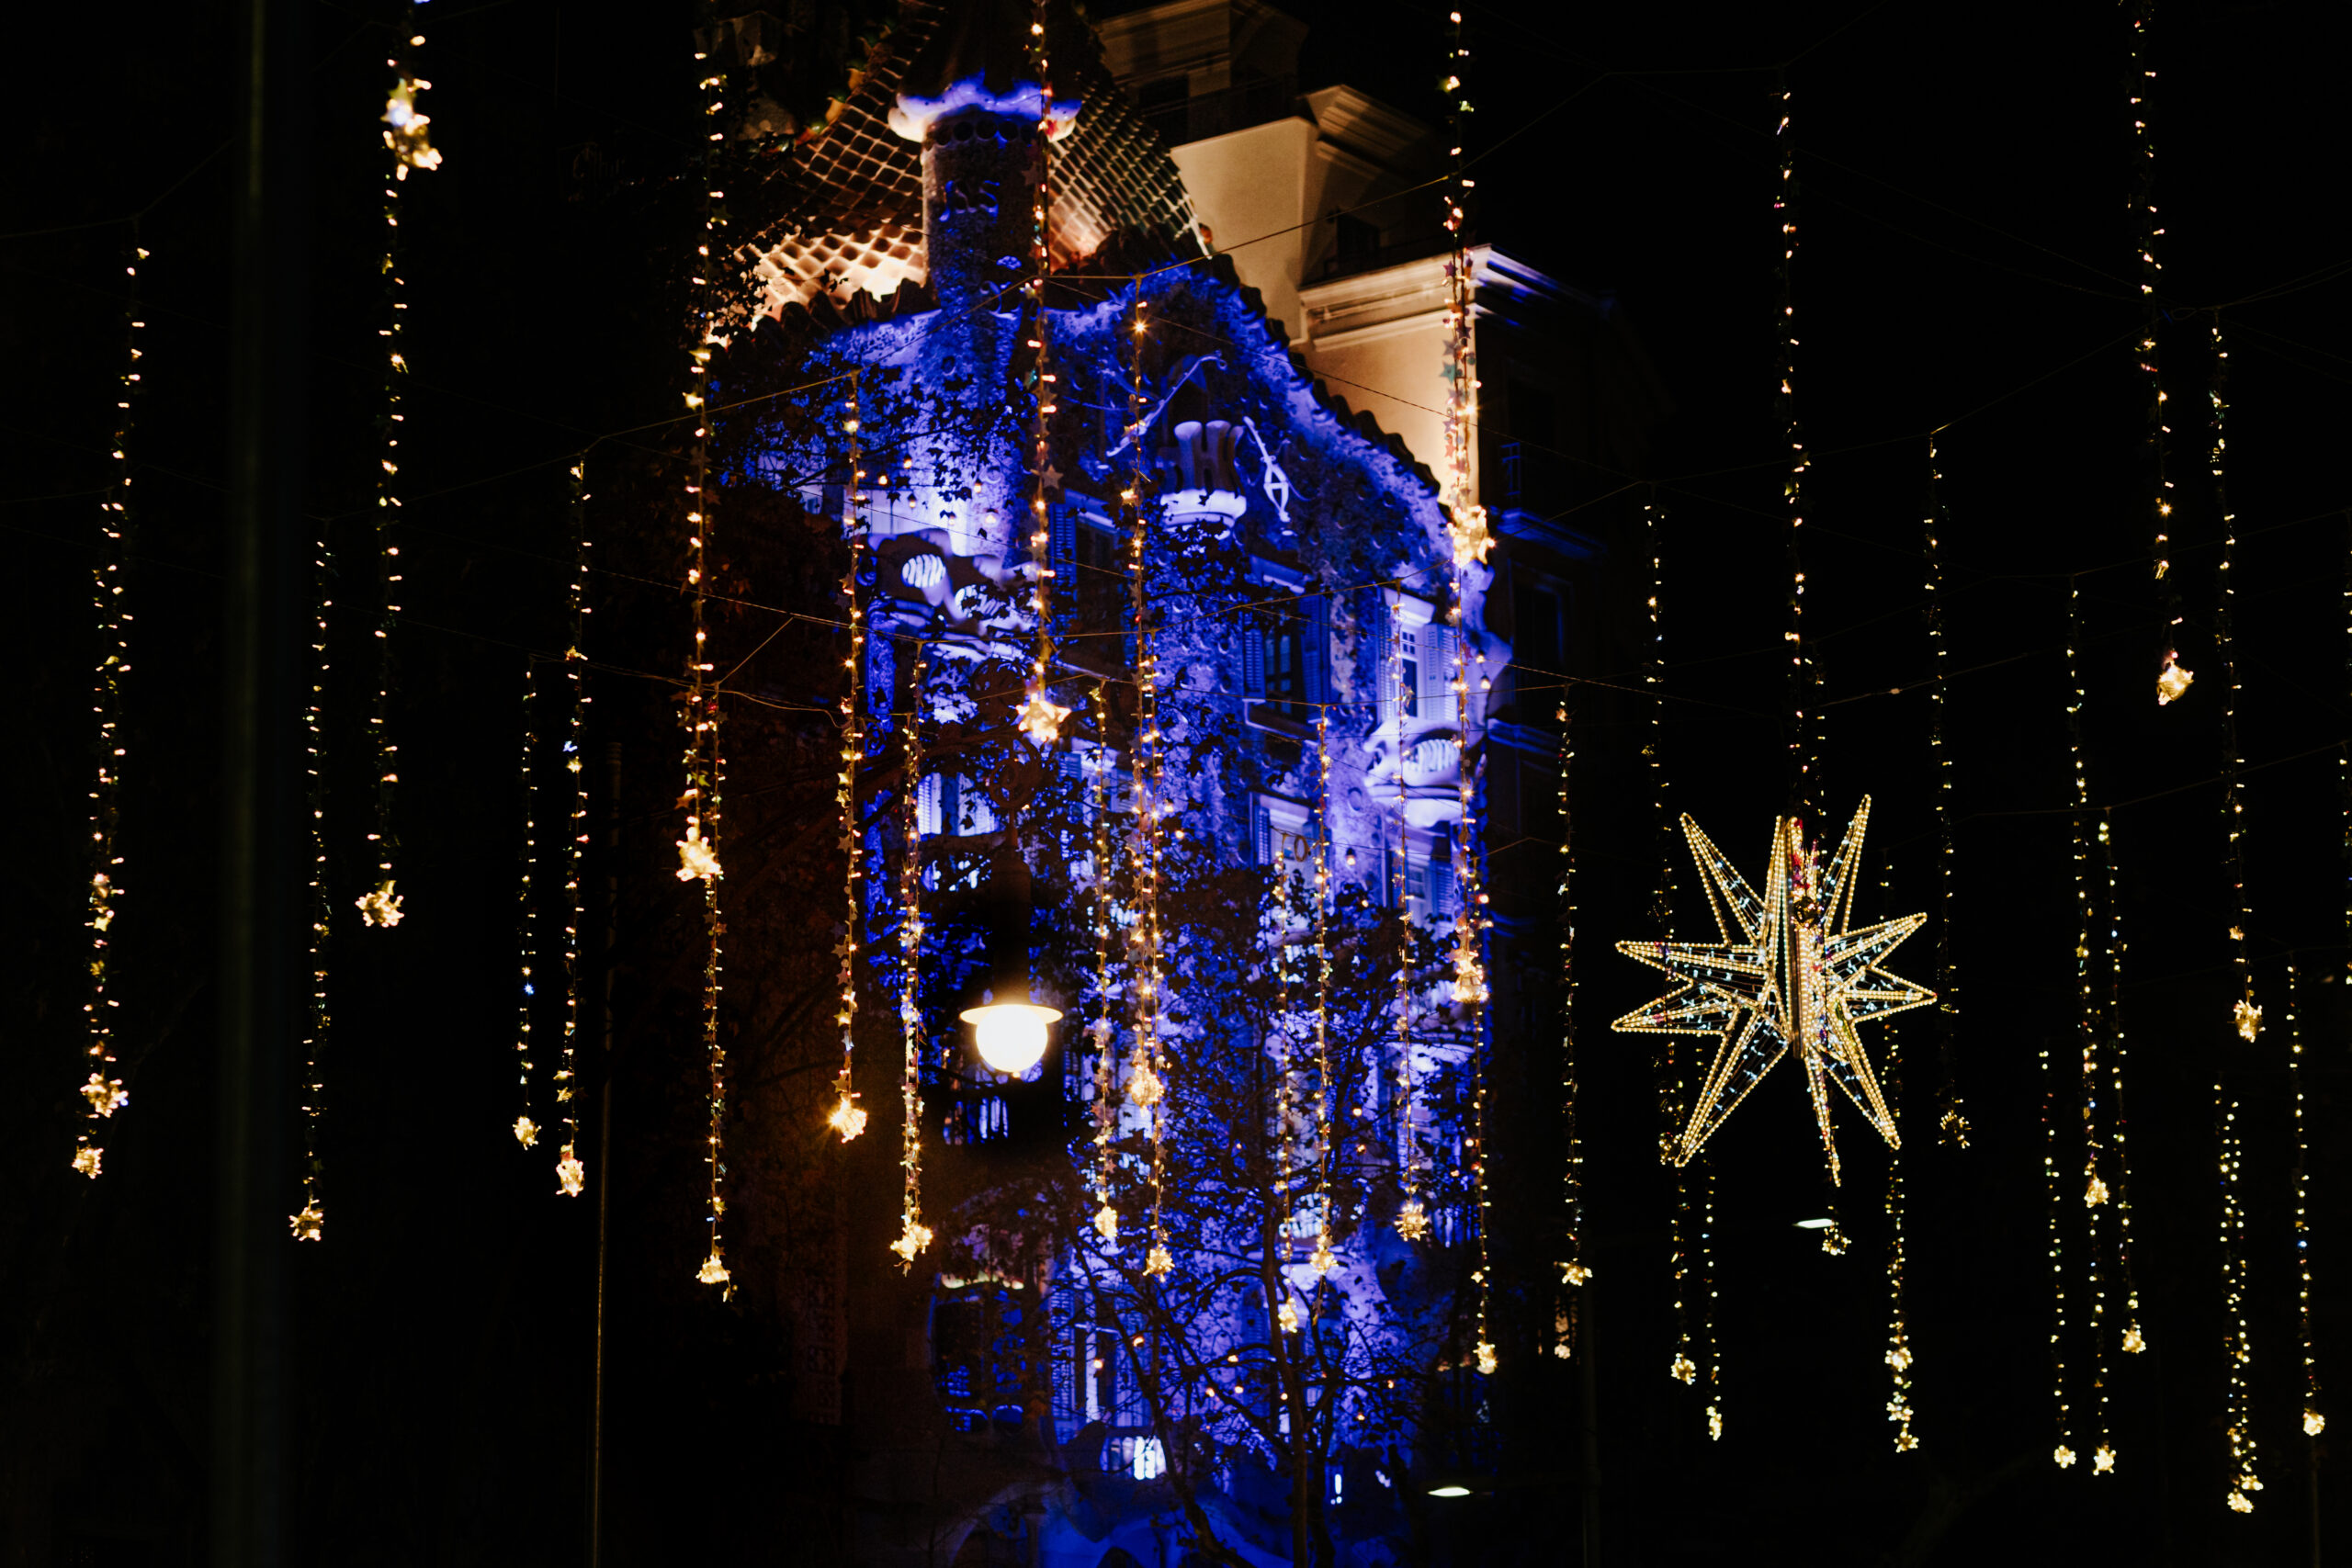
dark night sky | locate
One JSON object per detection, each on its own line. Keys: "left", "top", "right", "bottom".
{"left": 5, "top": 0, "right": 2351, "bottom": 1562}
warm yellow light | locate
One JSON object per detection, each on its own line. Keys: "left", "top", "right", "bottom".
{"left": 961, "top": 999, "right": 1062, "bottom": 1077}
{"left": 1428, "top": 1485, "right": 1471, "bottom": 1498}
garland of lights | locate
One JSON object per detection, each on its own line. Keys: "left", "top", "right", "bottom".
{"left": 1015, "top": 0, "right": 1069, "bottom": 748}
{"left": 2043, "top": 1050, "right": 2074, "bottom": 1469}
{"left": 2128, "top": 0, "right": 2190, "bottom": 704}
{"left": 2283, "top": 964, "right": 2324, "bottom": 1441}
{"left": 554, "top": 461, "right": 593, "bottom": 1196}
{"left": 1921, "top": 440, "right": 1967, "bottom": 1145}
{"left": 2097, "top": 811, "right": 2146, "bottom": 1362}
{"left": 1702, "top": 1153, "right": 1721, "bottom": 1439}
{"left": 1393, "top": 604, "right": 1427, "bottom": 1243}
{"left": 830, "top": 378, "right": 871, "bottom": 1144}
{"left": 512, "top": 660, "right": 542, "bottom": 1152}
{"left": 292, "top": 432, "right": 333, "bottom": 1238}
{"left": 890, "top": 642, "right": 933, "bottom": 1267}
{"left": 1773, "top": 76, "right": 1822, "bottom": 818}
{"left": 1555, "top": 710, "right": 1585, "bottom": 1305}
{"left": 1309, "top": 718, "right": 1338, "bottom": 1279}
{"left": 1089, "top": 682, "right": 1120, "bottom": 1244}
{"left": 72, "top": 240, "right": 144, "bottom": 1180}
{"left": 1272, "top": 836, "right": 1298, "bottom": 1293}
{"left": 2063, "top": 582, "right": 2116, "bottom": 1472}
{"left": 1884, "top": 1028, "right": 1916, "bottom": 1450}
{"left": 1122, "top": 288, "right": 1173, "bottom": 1280}
{"left": 358, "top": 14, "right": 441, "bottom": 932}
{"left": 2221, "top": 1097, "right": 2258, "bottom": 1509}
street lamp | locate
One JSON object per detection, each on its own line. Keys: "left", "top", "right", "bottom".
{"left": 960, "top": 990, "right": 1062, "bottom": 1077}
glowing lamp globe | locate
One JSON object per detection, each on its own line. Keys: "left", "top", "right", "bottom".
{"left": 960, "top": 998, "right": 1062, "bottom": 1077}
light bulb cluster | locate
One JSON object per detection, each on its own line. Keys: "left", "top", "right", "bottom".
{"left": 554, "top": 461, "right": 593, "bottom": 1193}
{"left": 891, "top": 641, "right": 933, "bottom": 1268}
{"left": 1555, "top": 711, "right": 1586, "bottom": 1314}
{"left": 1921, "top": 439, "right": 1966, "bottom": 1145}
{"left": 73, "top": 240, "right": 144, "bottom": 1182}
{"left": 831, "top": 381, "right": 870, "bottom": 1144}
{"left": 1773, "top": 79, "right": 1821, "bottom": 816}
{"left": 360, "top": 17, "right": 436, "bottom": 931}
{"left": 1122, "top": 291, "right": 1173, "bottom": 1280}
{"left": 1015, "top": 0, "right": 1069, "bottom": 748}
{"left": 682, "top": 38, "right": 731, "bottom": 1292}
{"left": 2220, "top": 1097, "right": 2259, "bottom": 1510}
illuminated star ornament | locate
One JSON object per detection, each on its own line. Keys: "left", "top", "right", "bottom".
{"left": 1612, "top": 799, "right": 1934, "bottom": 1183}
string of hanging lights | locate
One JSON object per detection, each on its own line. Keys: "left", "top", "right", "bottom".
{"left": 1773, "top": 75, "right": 1821, "bottom": 819}
{"left": 2221, "top": 1096, "right": 2258, "bottom": 1510}
{"left": 512, "top": 661, "right": 542, "bottom": 1153}
{"left": 1393, "top": 617, "right": 1426, "bottom": 1244}
{"left": 683, "top": 28, "right": 730, "bottom": 1290}
{"left": 1310, "top": 718, "right": 1338, "bottom": 1280}
{"left": 360, "top": 14, "right": 440, "bottom": 932}
{"left": 1555, "top": 710, "right": 1585, "bottom": 1311}
{"left": 1271, "top": 836, "right": 1298, "bottom": 1288}
{"left": 890, "top": 643, "right": 933, "bottom": 1267}
{"left": 831, "top": 379, "right": 871, "bottom": 1145}
{"left": 73, "top": 240, "right": 144, "bottom": 1182}
{"left": 553, "top": 462, "right": 593, "bottom": 1196}
{"left": 1122, "top": 289, "right": 1173, "bottom": 1281}
{"left": 2043, "top": 1056, "right": 2075, "bottom": 1469}
{"left": 2064, "top": 582, "right": 2117, "bottom": 1472}
{"left": 1920, "top": 439, "right": 1967, "bottom": 1145}
{"left": 2283, "top": 964, "right": 2325, "bottom": 1443}
{"left": 292, "top": 442, "right": 334, "bottom": 1239}
{"left": 1016, "top": 0, "right": 1068, "bottom": 749}
{"left": 1090, "top": 682, "right": 1120, "bottom": 1245}
{"left": 1884, "top": 1028, "right": 1916, "bottom": 1450}
{"left": 2097, "top": 811, "right": 2147, "bottom": 1362}
{"left": 2127, "top": 0, "right": 2189, "bottom": 705}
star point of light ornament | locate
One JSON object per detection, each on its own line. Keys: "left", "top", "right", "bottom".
{"left": 556, "top": 1145, "right": 585, "bottom": 1197}
{"left": 1395, "top": 1201, "right": 1429, "bottom": 1241}
{"left": 513, "top": 1115, "right": 539, "bottom": 1147}
{"left": 1016, "top": 689, "right": 1070, "bottom": 745}
{"left": 697, "top": 1253, "right": 731, "bottom": 1286}
{"left": 1094, "top": 1204, "right": 1119, "bottom": 1243}
{"left": 82, "top": 1073, "right": 128, "bottom": 1118}
{"left": 674, "top": 825, "right": 721, "bottom": 883}
{"left": 73, "top": 1146, "right": 102, "bottom": 1179}
{"left": 289, "top": 1201, "right": 324, "bottom": 1242}
{"left": 890, "top": 1223, "right": 933, "bottom": 1265}
{"left": 828, "top": 1096, "right": 868, "bottom": 1142}
{"left": 1475, "top": 1341, "right": 1498, "bottom": 1376}
{"left": 356, "top": 879, "right": 404, "bottom": 928}
{"left": 1611, "top": 800, "right": 1933, "bottom": 1184}
{"left": 2093, "top": 1444, "right": 2117, "bottom": 1475}
{"left": 1144, "top": 1244, "right": 1174, "bottom": 1278}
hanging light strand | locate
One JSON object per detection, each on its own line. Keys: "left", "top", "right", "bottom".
{"left": 680, "top": 28, "right": 730, "bottom": 1289}
{"left": 292, "top": 428, "right": 333, "bottom": 1238}
{"left": 1555, "top": 710, "right": 1585, "bottom": 1301}
{"left": 1123, "top": 289, "right": 1172, "bottom": 1280}
{"left": 73, "top": 240, "right": 145, "bottom": 1181}
{"left": 1016, "top": 0, "right": 1068, "bottom": 748}
{"left": 1644, "top": 499, "right": 1701, "bottom": 1388}
{"left": 1394, "top": 614, "right": 1425, "bottom": 1242}
{"left": 1702, "top": 1152, "right": 1721, "bottom": 1439}
{"left": 2064, "top": 582, "right": 2117, "bottom": 1471}
{"left": 1090, "top": 682, "right": 1120, "bottom": 1244}
{"left": 2221, "top": 1097, "right": 2259, "bottom": 1509}
{"left": 554, "top": 461, "right": 593, "bottom": 1194}
{"left": 2128, "top": 0, "right": 2185, "bottom": 687}
{"left": 511, "top": 661, "right": 542, "bottom": 1155}
{"left": 2284, "top": 964, "right": 2324, "bottom": 1440}
{"left": 2042, "top": 1055, "right": 2074, "bottom": 1469}
{"left": 2098, "top": 811, "right": 2146, "bottom": 1361}
{"left": 1773, "top": 76, "right": 1821, "bottom": 816}
{"left": 1885, "top": 1025, "right": 1916, "bottom": 1450}
{"left": 1921, "top": 439, "right": 1966, "bottom": 1145}
{"left": 890, "top": 642, "right": 933, "bottom": 1267}
{"left": 1309, "top": 717, "right": 1338, "bottom": 1279}
{"left": 830, "top": 379, "right": 870, "bottom": 1144}
{"left": 359, "top": 14, "right": 439, "bottom": 932}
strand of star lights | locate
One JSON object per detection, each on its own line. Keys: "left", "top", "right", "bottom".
{"left": 2221, "top": 1096, "right": 2259, "bottom": 1510}
{"left": 2043, "top": 1057, "right": 2075, "bottom": 1468}
{"left": 2283, "top": 964, "right": 2325, "bottom": 1440}
{"left": 512, "top": 660, "right": 542, "bottom": 1153}
{"left": 2127, "top": 0, "right": 2188, "bottom": 702}
{"left": 2064, "top": 581, "right": 2117, "bottom": 1472}
{"left": 1122, "top": 288, "right": 1173, "bottom": 1281}
{"left": 552, "top": 461, "right": 593, "bottom": 1198}
{"left": 1702, "top": 1152, "right": 1722, "bottom": 1438}
{"left": 1878, "top": 853, "right": 1916, "bottom": 1451}
{"left": 1773, "top": 76, "right": 1822, "bottom": 815}
{"left": 1089, "top": 682, "right": 1121, "bottom": 1244}
{"left": 292, "top": 453, "right": 334, "bottom": 1236}
{"left": 830, "top": 379, "right": 871, "bottom": 1145}
{"left": 1642, "top": 496, "right": 1678, "bottom": 929}
{"left": 2098, "top": 809, "right": 2147, "bottom": 1361}
{"left": 1921, "top": 439, "right": 1966, "bottom": 1144}
{"left": 1309, "top": 716, "right": 1339, "bottom": 1280}
{"left": 1272, "top": 837, "right": 1298, "bottom": 1265}
{"left": 680, "top": 28, "right": 731, "bottom": 1292}
{"left": 73, "top": 240, "right": 146, "bottom": 1179}
{"left": 358, "top": 13, "right": 441, "bottom": 933}
{"left": 1014, "top": 0, "right": 1068, "bottom": 748}
{"left": 1394, "top": 612, "right": 1426, "bottom": 1242}
{"left": 1555, "top": 707, "right": 1586, "bottom": 1303}
{"left": 889, "top": 642, "right": 934, "bottom": 1268}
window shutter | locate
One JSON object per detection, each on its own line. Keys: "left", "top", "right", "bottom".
{"left": 1242, "top": 624, "right": 1266, "bottom": 700}
{"left": 1051, "top": 503, "right": 1076, "bottom": 570}
{"left": 1303, "top": 594, "right": 1329, "bottom": 706}
{"left": 1420, "top": 624, "right": 1456, "bottom": 722}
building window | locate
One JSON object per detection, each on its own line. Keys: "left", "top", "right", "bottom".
{"left": 1511, "top": 577, "right": 1566, "bottom": 673}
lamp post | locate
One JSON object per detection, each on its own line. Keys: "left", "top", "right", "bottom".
{"left": 959, "top": 840, "right": 1061, "bottom": 1078}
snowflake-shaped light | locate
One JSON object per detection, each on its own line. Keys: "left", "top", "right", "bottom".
{"left": 356, "top": 879, "right": 405, "bottom": 928}
{"left": 1016, "top": 690, "right": 1070, "bottom": 745}
{"left": 1396, "top": 1201, "right": 1429, "bottom": 1241}
{"left": 1094, "top": 1204, "right": 1119, "bottom": 1243}
{"left": 1475, "top": 1341, "right": 1498, "bottom": 1376}
{"left": 890, "top": 1222, "right": 933, "bottom": 1263}
{"left": 2233, "top": 998, "right": 2262, "bottom": 1042}
{"left": 289, "top": 1201, "right": 324, "bottom": 1242}
{"left": 1448, "top": 503, "right": 1495, "bottom": 567}
{"left": 1144, "top": 1244, "right": 1173, "bottom": 1278}
{"left": 514, "top": 1115, "right": 539, "bottom": 1147}
{"left": 82, "top": 1073, "right": 128, "bottom": 1118}
{"left": 382, "top": 80, "right": 444, "bottom": 176}
{"left": 1894, "top": 1427, "right": 1917, "bottom": 1452}
{"left": 2086, "top": 1173, "right": 2110, "bottom": 1207}
{"left": 2228, "top": 1488, "right": 2255, "bottom": 1513}
{"left": 1670, "top": 1353, "right": 1696, "bottom": 1384}
{"left": 1310, "top": 1235, "right": 1337, "bottom": 1277}
{"left": 1127, "top": 1056, "right": 1164, "bottom": 1109}
{"left": 2122, "top": 1325, "right": 2147, "bottom": 1354}
{"left": 1561, "top": 1259, "right": 1590, "bottom": 1286}
{"left": 557, "top": 1145, "right": 584, "bottom": 1196}
{"left": 2156, "top": 650, "right": 2194, "bottom": 705}
{"left": 2093, "top": 1444, "right": 2116, "bottom": 1474}
{"left": 1276, "top": 1299, "right": 1300, "bottom": 1335}
{"left": 2054, "top": 1445, "right": 2077, "bottom": 1469}
{"left": 675, "top": 825, "right": 721, "bottom": 883}
{"left": 697, "top": 1253, "right": 731, "bottom": 1285}
{"left": 73, "top": 1146, "right": 102, "bottom": 1179}
{"left": 828, "top": 1097, "right": 868, "bottom": 1142}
